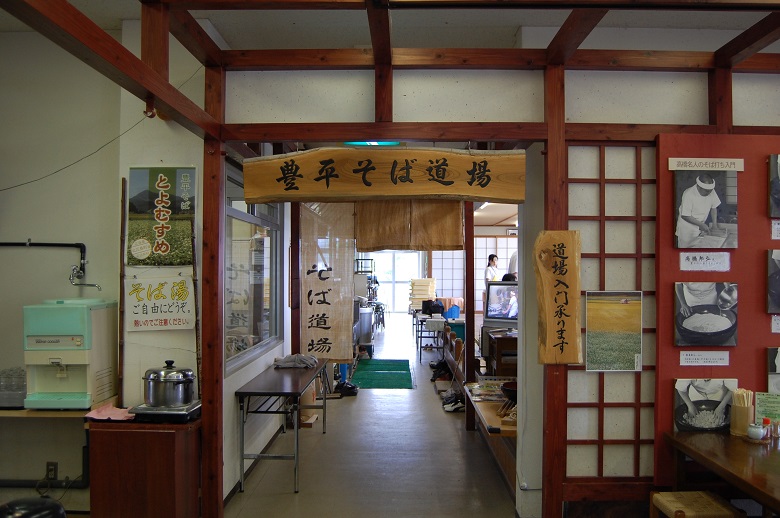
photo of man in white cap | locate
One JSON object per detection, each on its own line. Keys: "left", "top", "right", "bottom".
{"left": 675, "top": 172, "right": 722, "bottom": 248}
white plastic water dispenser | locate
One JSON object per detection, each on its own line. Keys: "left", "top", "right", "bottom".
{"left": 23, "top": 298, "right": 118, "bottom": 409}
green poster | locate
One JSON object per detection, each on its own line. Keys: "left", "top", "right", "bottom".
{"left": 126, "top": 167, "right": 196, "bottom": 266}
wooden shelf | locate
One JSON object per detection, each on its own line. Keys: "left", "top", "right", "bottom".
{"left": 0, "top": 408, "right": 88, "bottom": 418}
{"left": 464, "top": 383, "right": 517, "bottom": 498}
{"left": 0, "top": 397, "right": 117, "bottom": 418}
{"left": 471, "top": 400, "right": 517, "bottom": 437}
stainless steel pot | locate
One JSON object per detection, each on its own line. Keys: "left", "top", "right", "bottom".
{"left": 142, "top": 360, "right": 195, "bottom": 407}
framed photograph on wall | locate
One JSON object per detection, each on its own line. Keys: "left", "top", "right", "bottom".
{"left": 769, "top": 347, "right": 780, "bottom": 394}
{"left": 769, "top": 251, "right": 780, "bottom": 313}
{"left": 674, "top": 170, "right": 737, "bottom": 249}
{"left": 770, "top": 155, "right": 780, "bottom": 218}
{"left": 674, "top": 282, "right": 738, "bottom": 346}
{"left": 585, "top": 291, "right": 642, "bottom": 372}
{"left": 674, "top": 378, "right": 737, "bottom": 432}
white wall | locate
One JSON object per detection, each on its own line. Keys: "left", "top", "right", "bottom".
{"left": 118, "top": 20, "right": 205, "bottom": 408}
{"left": 0, "top": 31, "right": 121, "bottom": 511}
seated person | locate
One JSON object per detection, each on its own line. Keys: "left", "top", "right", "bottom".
{"left": 502, "top": 273, "right": 517, "bottom": 281}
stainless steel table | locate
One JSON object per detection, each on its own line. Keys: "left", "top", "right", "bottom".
{"left": 236, "top": 358, "right": 328, "bottom": 493}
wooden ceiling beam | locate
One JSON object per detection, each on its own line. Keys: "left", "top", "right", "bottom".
{"left": 365, "top": 0, "right": 393, "bottom": 121}
{"left": 566, "top": 49, "right": 713, "bottom": 71}
{"left": 565, "top": 122, "right": 716, "bottom": 141}
{"left": 170, "top": 9, "right": 224, "bottom": 67}
{"left": 142, "top": 2, "right": 170, "bottom": 80}
{"left": 394, "top": 48, "right": 547, "bottom": 69}
{"left": 222, "top": 121, "right": 548, "bottom": 143}
{"left": 2, "top": 0, "right": 220, "bottom": 140}
{"left": 366, "top": 0, "right": 392, "bottom": 66}
{"left": 154, "top": 0, "right": 780, "bottom": 9}
{"left": 733, "top": 52, "right": 780, "bottom": 72}
{"left": 220, "top": 47, "right": 780, "bottom": 72}
{"left": 386, "top": 0, "right": 780, "bottom": 9}
{"left": 714, "top": 11, "right": 780, "bottom": 67}
{"left": 153, "top": 0, "right": 365, "bottom": 9}
{"left": 547, "top": 8, "right": 608, "bottom": 65}
{"left": 222, "top": 48, "right": 373, "bottom": 69}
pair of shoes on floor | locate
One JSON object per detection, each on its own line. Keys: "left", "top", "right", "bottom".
{"left": 441, "top": 392, "right": 462, "bottom": 407}
{"left": 429, "top": 359, "right": 446, "bottom": 370}
{"left": 334, "top": 381, "right": 358, "bottom": 397}
{"left": 430, "top": 365, "right": 451, "bottom": 382}
{"left": 443, "top": 398, "right": 465, "bottom": 412}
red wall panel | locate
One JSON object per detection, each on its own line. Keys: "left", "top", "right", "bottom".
{"left": 655, "top": 133, "right": 780, "bottom": 486}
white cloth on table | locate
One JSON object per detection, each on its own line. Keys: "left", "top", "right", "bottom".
{"left": 273, "top": 354, "right": 318, "bottom": 369}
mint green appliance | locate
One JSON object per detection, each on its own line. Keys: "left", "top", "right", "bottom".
{"left": 23, "top": 298, "right": 118, "bottom": 409}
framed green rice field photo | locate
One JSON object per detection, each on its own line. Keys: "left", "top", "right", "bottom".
{"left": 585, "top": 291, "right": 642, "bottom": 372}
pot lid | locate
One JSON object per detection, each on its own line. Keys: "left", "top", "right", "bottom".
{"left": 143, "top": 360, "right": 195, "bottom": 381}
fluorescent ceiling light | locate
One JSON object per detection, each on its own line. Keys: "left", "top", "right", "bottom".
{"left": 476, "top": 202, "right": 490, "bottom": 211}
{"left": 344, "top": 141, "right": 400, "bottom": 146}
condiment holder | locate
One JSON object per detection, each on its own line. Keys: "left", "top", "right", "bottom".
{"left": 744, "top": 418, "right": 772, "bottom": 443}
{"left": 747, "top": 423, "right": 767, "bottom": 440}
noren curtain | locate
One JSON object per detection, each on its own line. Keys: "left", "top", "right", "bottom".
{"left": 355, "top": 200, "right": 463, "bottom": 252}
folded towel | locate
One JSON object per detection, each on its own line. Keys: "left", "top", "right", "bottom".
{"left": 273, "top": 353, "right": 319, "bottom": 369}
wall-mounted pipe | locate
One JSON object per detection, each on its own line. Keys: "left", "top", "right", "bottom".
{"left": 0, "top": 239, "right": 100, "bottom": 290}
{"left": 0, "top": 240, "right": 87, "bottom": 275}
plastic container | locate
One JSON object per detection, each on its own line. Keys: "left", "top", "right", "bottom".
{"left": 442, "top": 305, "right": 460, "bottom": 319}
{"left": 0, "top": 367, "right": 26, "bottom": 408}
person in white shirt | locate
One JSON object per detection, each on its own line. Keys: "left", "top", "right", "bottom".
{"left": 484, "top": 254, "right": 499, "bottom": 288}
{"left": 675, "top": 282, "right": 736, "bottom": 318}
{"left": 507, "top": 250, "right": 518, "bottom": 278}
{"left": 506, "top": 289, "right": 518, "bottom": 319}
{"left": 675, "top": 173, "right": 721, "bottom": 248}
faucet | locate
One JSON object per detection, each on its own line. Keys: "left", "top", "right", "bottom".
{"left": 69, "top": 265, "right": 102, "bottom": 291}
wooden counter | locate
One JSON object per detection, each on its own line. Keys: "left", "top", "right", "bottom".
{"left": 0, "top": 409, "right": 88, "bottom": 418}
{"left": 464, "top": 383, "right": 517, "bottom": 498}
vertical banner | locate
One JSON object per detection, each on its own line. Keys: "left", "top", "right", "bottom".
{"left": 534, "top": 230, "right": 582, "bottom": 364}
{"left": 126, "top": 167, "right": 196, "bottom": 266}
{"left": 300, "top": 203, "right": 355, "bottom": 361}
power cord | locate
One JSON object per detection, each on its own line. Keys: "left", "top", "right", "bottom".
{"left": 0, "top": 64, "right": 204, "bottom": 193}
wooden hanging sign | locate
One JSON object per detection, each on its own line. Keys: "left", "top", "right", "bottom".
{"left": 244, "top": 147, "right": 525, "bottom": 204}
{"left": 534, "top": 230, "right": 582, "bottom": 365}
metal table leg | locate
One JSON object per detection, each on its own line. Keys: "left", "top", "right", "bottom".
{"left": 238, "top": 395, "right": 246, "bottom": 492}
{"left": 293, "top": 398, "right": 299, "bottom": 493}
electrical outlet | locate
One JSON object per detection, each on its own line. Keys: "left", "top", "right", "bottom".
{"left": 46, "top": 461, "right": 57, "bottom": 481}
